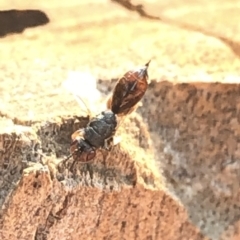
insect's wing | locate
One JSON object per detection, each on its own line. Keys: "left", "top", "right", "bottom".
{"left": 62, "top": 71, "right": 104, "bottom": 116}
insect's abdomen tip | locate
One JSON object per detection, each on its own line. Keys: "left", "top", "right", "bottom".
{"left": 145, "top": 60, "right": 151, "bottom": 68}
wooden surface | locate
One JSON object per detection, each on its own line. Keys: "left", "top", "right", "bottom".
{"left": 0, "top": 0, "right": 240, "bottom": 239}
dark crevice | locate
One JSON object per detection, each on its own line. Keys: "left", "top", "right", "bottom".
{"left": 55, "top": 193, "right": 74, "bottom": 219}
{"left": 111, "top": 0, "right": 240, "bottom": 58}
{"left": 34, "top": 207, "right": 61, "bottom": 240}
{"left": 95, "top": 193, "right": 106, "bottom": 228}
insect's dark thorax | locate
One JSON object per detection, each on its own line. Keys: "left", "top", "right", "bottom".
{"left": 83, "top": 110, "right": 117, "bottom": 148}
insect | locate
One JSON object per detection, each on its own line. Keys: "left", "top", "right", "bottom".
{"left": 62, "top": 61, "right": 150, "bottom": 168}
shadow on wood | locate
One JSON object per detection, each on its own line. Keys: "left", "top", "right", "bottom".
{"left": 0, "top": 10, "right": 49, "bottom": 37}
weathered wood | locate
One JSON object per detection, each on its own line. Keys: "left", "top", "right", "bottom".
{"left": 0, "top": 116, "right": 206, "bottom": 240}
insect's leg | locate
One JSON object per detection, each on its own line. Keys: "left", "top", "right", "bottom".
{"left": 61, "top": 153, "right": 73, "bottom": 167}
{"left": 103, "top": 137, "right": 113, "bottom": 150}
{"left": 70, "top": 158, "right": 78, "bottom": 172}
{"left": 72, "top": 94, "right": 92, "bottom": 118}
{"left": 100, "top": 135, "right": 122, "bottom": 167}
{"left": 103, "top": 134, "right": 122, "bottom": 151}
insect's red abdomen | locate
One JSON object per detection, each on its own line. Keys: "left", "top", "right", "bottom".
{"left": 108, "top": 61, "right": 150, "bottom": 116}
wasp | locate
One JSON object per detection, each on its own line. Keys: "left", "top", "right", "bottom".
{"left": 63, "top": 61, "right": 150, "bottom": 167}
